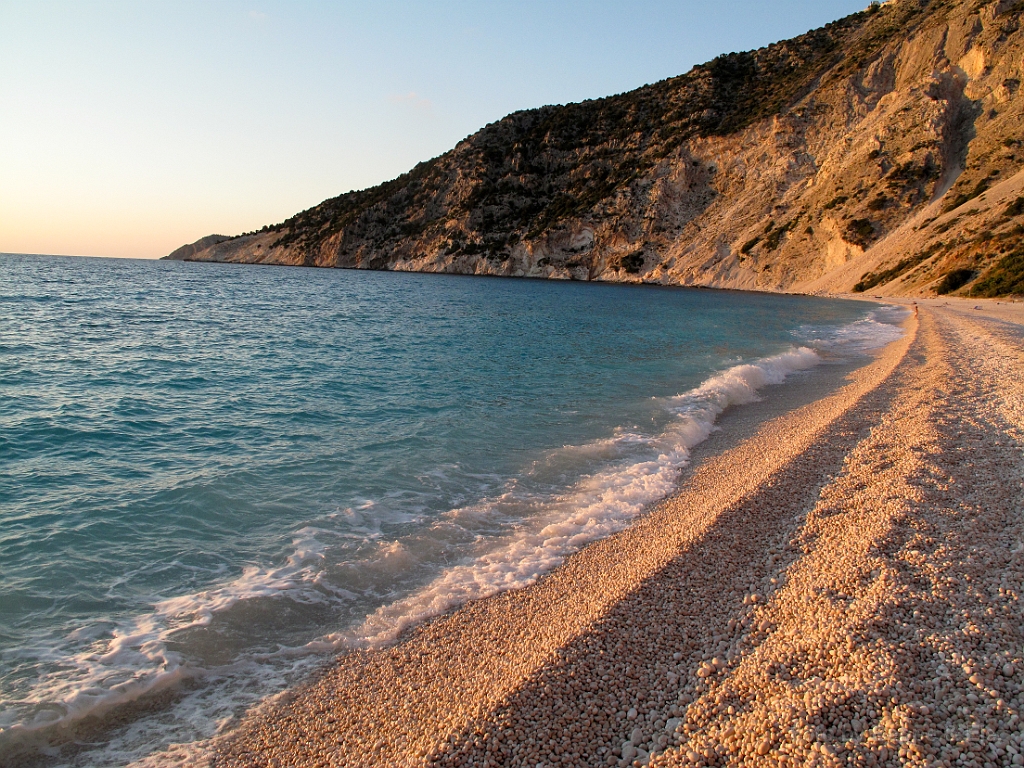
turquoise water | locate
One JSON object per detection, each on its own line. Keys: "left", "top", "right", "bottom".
{"left": 0, "top": 254, "right": 904, "bottom": 765}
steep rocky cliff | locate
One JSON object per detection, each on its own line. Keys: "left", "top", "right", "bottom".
{"left": 164, "top": 234, "right": 231, "bottom": 261}
{"left": 168, "top": 0, "right": 1024, "bottom": 297}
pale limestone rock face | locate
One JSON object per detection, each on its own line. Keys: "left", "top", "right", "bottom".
{"left": 169, "top": 0, "right": 1024, "bottom": 297}
{"left": 959, "top": 47, "right": 986, "bottom": 81}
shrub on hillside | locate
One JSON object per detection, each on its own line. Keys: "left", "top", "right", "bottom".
{"left": 1003, "top": 197, "right": 1024, "bottom": 218}
{"left": 844, "top": 219, "right": 876, "bottom": 248}
{"left": 934, "top": 268, "right": 975, "bottom": 295}
{"left": 970, "top": 250, "right": 1024, "bottom": 297}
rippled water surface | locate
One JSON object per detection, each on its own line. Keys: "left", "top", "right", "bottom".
{"left": 0, "top": 254, "right": 904, "bottom": 765}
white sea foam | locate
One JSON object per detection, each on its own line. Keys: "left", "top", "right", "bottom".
{"left": 0, "top": 531, "right": 329, "bottom": 744}
{"left": 795, "top": 306, "right": 910, "bottom": 354}
{"left": 330, "top": 345, "right": 823, "bottom": 650}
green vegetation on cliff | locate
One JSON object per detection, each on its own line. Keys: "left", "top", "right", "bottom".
{"left": 970, "top": 249, "right": 1024, "bottom": 296}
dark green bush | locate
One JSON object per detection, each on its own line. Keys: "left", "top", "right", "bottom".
{"left": 740, "top": 236, "right": 761, "bottom": 254}
{"left": 970, "top": 250, "right": 1024, "bottom": 296}
{"left": 845, "top": 219, "right": 876, "bottom": 247}
{"left": 852, "top": 244, "right": 940, "bottom": 292}
{"left": 934, "top": 268, "right": 975, "bottom": 295}
{"left": 1004, "top": 197, "right": 1024, "bottom": 217}
{"left": 764, "top": 228, "right": 785, "bottom": 251}
{"left": 943, "top": 179, "right": 989, "bottom": 212}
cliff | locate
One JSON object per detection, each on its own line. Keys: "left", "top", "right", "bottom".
{"left": 164, "top": 234, "right": 231, "bottom": 261}
{"left": 167, "top": 0, "right": 1024, "bottom": 298}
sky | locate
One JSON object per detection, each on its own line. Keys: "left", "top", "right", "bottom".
{"left": 0, "top": 0, "right": 871, "bottom": 259}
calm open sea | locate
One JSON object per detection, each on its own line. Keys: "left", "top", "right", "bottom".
{"left": 0, "top": 254, "right": 904, "bottom": 765}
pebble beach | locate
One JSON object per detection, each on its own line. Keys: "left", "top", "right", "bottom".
{"left": 207, "top": 299, "right": 1024, "bottom": 768}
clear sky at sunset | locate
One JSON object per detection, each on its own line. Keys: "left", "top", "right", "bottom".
{"left": 1, "top": 1, "right": 871, "bottom": 259}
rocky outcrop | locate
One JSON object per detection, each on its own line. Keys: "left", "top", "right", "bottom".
{"left": 164, "top": 234, "right": 231, "bottom": 261}
{"left": 167, "top": 0, "right": 1024, "bottom": 297}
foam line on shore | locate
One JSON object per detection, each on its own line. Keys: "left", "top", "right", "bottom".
{"left": 330, "top": 346, "right": 825, "bottom": 650}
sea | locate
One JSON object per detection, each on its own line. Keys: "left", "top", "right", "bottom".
{"left": 0, "top": 254, "right": 906, "bottom": 766}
